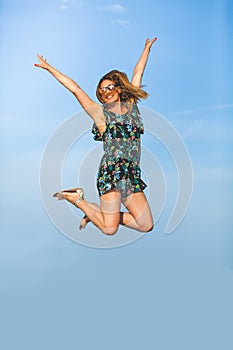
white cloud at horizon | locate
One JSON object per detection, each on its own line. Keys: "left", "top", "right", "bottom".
{"left": 58, "top": 0, "right": 83, "bottom": 11}
{"left": 98, "top": 3, "right": 126, "bottom": 13}
{"left": 182, "top": 118, "right": 206, "bottom": 139}
{"left": 174, "top": 103, "right": 233, "bottom": 116}
{"left": 182, "top": 117, "right": 233, "bottom": 141}
{"left": 111, "top": 19, "right": 130, "bottom": 27}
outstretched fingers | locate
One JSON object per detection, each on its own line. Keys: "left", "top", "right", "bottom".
{"left": 145, "top": 37, "right": 157, "bottom": 49}
{"left": 34, "top": 54, "right": 49, "bottom": 68}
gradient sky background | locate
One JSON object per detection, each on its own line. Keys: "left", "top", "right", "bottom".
{"left": 1, "top": 0, "right": 233, "bottom": 349}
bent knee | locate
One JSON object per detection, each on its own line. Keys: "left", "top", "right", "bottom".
{"left": 146, "top": 224, "right": 154, "bottom": 232}
{"left": 139, "top": 224, "right": 154, "bottom": 233}
{"left": 102, "top": 226, "right": 119, "bottom": 235}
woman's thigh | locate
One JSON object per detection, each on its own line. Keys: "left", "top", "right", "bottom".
{"left": 123, "top": 191, "right": 154, "bottom": 230}
{"left": 100, "top": 190, "right": 121, "bottom": 233}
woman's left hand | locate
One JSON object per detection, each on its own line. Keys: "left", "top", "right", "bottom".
{"left": 145, "top": 37, "right": 157, "bottom": 50}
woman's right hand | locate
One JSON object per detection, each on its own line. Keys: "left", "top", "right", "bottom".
{"left": 34, "top": 54, "right": 50, "bottom": 70}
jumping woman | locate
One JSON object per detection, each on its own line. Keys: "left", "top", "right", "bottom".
{"left": 35, "top": 37, "right": 157, "bottom": 235}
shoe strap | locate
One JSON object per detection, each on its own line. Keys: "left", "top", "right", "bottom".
{"left": 74, "top": 189, "right": 84, "bottom": 207}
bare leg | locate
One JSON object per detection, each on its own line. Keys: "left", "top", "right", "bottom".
{"left": 120, "top": 192, "right": 154, "bottom": 232}
{"left": 60, "top": 190, "right": 121, "bottom": 235}
{"left": 79, "top": 203, "right": 99, "bottom": 229}
{"left": 81, "top": 202, "right": 153, "bottom": 232}
{"left": 55, "top": 190, "right": 153, "bottom": 233}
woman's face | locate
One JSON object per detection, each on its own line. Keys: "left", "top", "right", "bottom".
{"left": 99, "top": 79, "right": 121, "bottom": 103}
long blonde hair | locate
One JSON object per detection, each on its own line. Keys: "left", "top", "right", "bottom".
{"left": 96, "top": 70, "right": 149, "bottom": 106}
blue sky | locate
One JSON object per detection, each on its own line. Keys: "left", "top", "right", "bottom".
{"left": 0, "top": 0, "right": 233, "bottom": 349}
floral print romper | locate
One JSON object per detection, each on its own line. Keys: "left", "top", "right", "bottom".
{"left": 92, "top": 103, "right": 147, "bottom": 198}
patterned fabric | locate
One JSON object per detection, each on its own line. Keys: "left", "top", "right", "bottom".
{"left": 92, "top": 103, "right": 147, "bottom": 198}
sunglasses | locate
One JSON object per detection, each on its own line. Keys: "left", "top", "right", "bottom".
{"left": 99, "top": 84, "right": 117, "bottom": 93}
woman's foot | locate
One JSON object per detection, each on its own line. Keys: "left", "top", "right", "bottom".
{"left": 79, "top": 215, "right": 90, "bottom": 230}
{"left": 53, "top": 188, "right": 84, "bottom": 207}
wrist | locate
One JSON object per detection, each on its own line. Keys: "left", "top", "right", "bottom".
{"left": 144, "top": 46, "right": 150, "bottom": 53}
{"left": 46, "top": 64, "right": 53, "bottom": 72}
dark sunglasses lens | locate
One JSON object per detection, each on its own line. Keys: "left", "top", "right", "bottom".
{"left": 99, "top": 84, "right": 116, "bottom": 94}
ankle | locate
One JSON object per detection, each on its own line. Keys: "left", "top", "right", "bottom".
{"left": 73, "top": 189, "right": 85, "bottom": 207}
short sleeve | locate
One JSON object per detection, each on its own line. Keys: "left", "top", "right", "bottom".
{"left": 132, "top": 104, "right": 144, "bottom": 134}
{"left": 92, "top": 123, "right": 103, "bottom": 141}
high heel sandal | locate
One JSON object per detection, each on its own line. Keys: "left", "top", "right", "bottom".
{"left": 79, "top": 215, "right": 90, "bottom": 230}
{"left": 53, "top": 188, "right": 85, "bottom": 207}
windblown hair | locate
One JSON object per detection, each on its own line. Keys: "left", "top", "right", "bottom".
{"left": 96, "top": 70, "right": 149, "bottom": 106}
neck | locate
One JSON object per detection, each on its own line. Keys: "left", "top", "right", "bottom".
{"left": 107, "top": 101, "right": 128, "bottom": 115}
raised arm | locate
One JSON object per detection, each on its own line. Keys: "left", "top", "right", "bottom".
{"left": 131, "top": 37, "right": 157, "bottom": 87}
{"left": 34, "top": 55, "right": 103, "bottom": 122}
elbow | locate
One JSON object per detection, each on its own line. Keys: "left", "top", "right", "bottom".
{"left": 72, "top": 85, "right": 81, "bottom": 96}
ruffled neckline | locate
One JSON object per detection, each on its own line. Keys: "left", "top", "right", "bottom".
{"left": 92, "top": 103, "right": 144, "bottom": 141}
{"left": 102, "top": 103, "right": 130, "bottom": 117}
